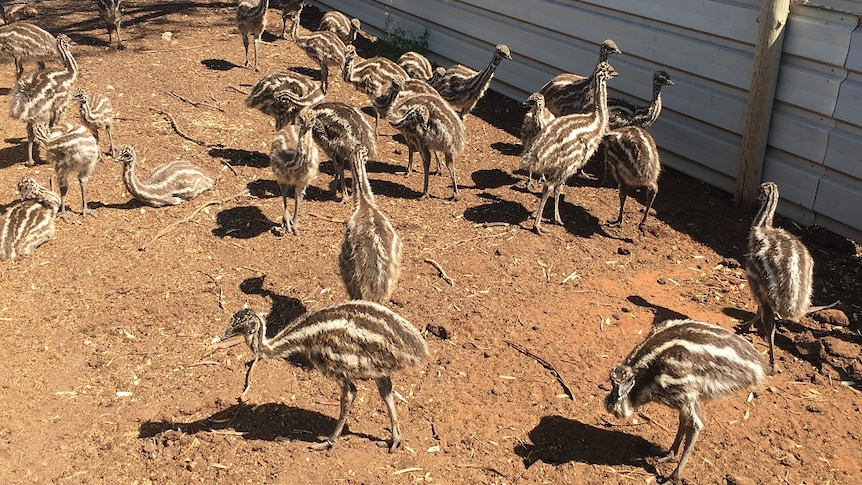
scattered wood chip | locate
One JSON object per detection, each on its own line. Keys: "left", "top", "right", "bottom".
{"left": 504, "top": 340, "right": 574, "bottom": 400}
{"left": 424, "top": 258, "right": 454, "bottom": 286}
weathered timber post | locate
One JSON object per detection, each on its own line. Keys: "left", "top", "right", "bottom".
{"left": 734, "top": 0, "right": 791, "bottom": 208}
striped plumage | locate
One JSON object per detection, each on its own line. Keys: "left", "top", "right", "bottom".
{"left": 289, "top": 4, "right": 346, "bottom": 93}
{"left": 216, "top": 302, "right": 428, "bottom": 451}
{"left": 519, "top": 92, "right": 555, "bottom": 187}
{"left": 246, "top": 70, "right": 323, "bottom": 130}
{"left": 71, "top": 88, "right": 116, "bottom": 156}
{"left": 522, "top": 62, "right": 618, "bottom": 234}
{"left": 115, "top": 145, "right": 214, "bottom": 208}
{"left": 269, "top": 109, "right": 320, "bottom": 235}
{"left": 398, "top": 51, "right": 433, "bottom": 82}
{"left": 742, "top": 182, "right": 814, "bottom": 373}
{"left": 607, "top": 70, "right": 674, "bottom": 130}
{"left": 236, "top": 0, "right": 269, "bottom": 71}
{"left": 0, "top": 177, "right": 60, "bottom": 261}
{"left": 318, "top": 10, "right": 361, "bottom": 45}
{"left": 96, "top": 0, "right": 124, "bottom": 49}
{"left": 32, "top": 123, "right": 100, "bottom": 220}
{"left": 279, "top": 0, "right": 302, "bottom": 39}
{"left": 606, "top": 319, "right": 769, "bottom": 483}
{"left": 339, "top": 146, "right": 403, "bottom": 303}
{"left": 10, "top": 33, "right": 77, "bottom": 166}
{"left": 539, "top": 39, "right": 621, "bottom": 116}
{"left": 341, "top": 45, "right": 408, "bottom": 135}
{"left": 0, "top": 22, "right": 60, "bottom": 79}
{"left": 303, "top": 102, "right": 376, "bottom": 200}
{"left": 387, "top": 92, "right": 465, "bottom": 200}
{"left": 431, "top": 44, "right": 511, "bottom": 120}
{"left": 603, "top": 126, "right": 661, "bottom": 236}
{"left": 372, "top": 78, "right": 441, "bottom": 175}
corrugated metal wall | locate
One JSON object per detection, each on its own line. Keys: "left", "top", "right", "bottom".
{"left": 308, "top": 0, "right": 862, "bottom": 242}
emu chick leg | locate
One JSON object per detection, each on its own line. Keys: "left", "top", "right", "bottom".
{"left": 311, "top": 380, "right": 357, "bottom": 451}
{"left": 375, "top": 376, "right": 401, "bottom": 452}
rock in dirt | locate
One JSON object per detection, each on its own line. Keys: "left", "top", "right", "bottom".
{"left": 821, "top": 336, "right": 860, "bottom": 359}
{"left": 726, "top": 474, "right": 757, "bottom": 485}
{"left": 811, "top": 309, "right": 850, "bottom": 327}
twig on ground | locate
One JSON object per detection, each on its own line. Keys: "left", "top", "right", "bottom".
{"left": 139, "top": 190, "right": 248, "bottom": 251}
{"left": 168, "top": 90, "right": 226, "bottom": 113}
{"left": 454, "top": 463, "right": 508, "bottom": 478}
{"left": 504, "top": 339, "right": 574, "bottom": 400}
{"left": 152, "top": 108, "right": 208, "bottom": 146}
{"left": 306, "top": 212, "right": 345, "bottom": 224}
{"left": 227, "top": 85, "right": 250, "bottom": 95}
{"left": 202, "top": 271, "right": 225, "bottom": 310}
{"left": 425, "top": 258, "right": 454, "bottom": 286}
{"left": 187, "top": 360, "right": 220, "bottom": 368}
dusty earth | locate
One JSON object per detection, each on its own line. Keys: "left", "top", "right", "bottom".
{"left": 0, "top": 1, "right": 861, "bottom": 484}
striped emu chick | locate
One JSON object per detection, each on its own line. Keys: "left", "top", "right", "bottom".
{"left": 247, "top": 70, "right": 323, "bottom": 130}
{"left": 0, "top": 177, "right": 61, "bottom": 261}
{"left": 342, "top": 45, "right": 408, "bottom": 135}
{"left": 603, "top": 126, "right": 660, "bottom": 237}
{"left": 387, "top": 93, "right": 465, "bottom": 200}
{"left": 32, "top": 123, "right": 100, "bottom": 220}
{"left": 606, "top": 319, "right": 769, "bottom": 483}
{"left": 339, "top": 146, "right": 403, "bottom": 303}
{"left": 71, "top": 88, "right": 117, "bottom": 156}
{"left": 114, "top": 145, "right": 214, "bottom": 208}
{"left": 269, "top": 108, "right": 320, "bottom": 235}
{"left": 318, "top": 10, "right": 361, "bottom": 45}
{"left": 236, "top": 0, "right": 269, "bottom": 71}
{"left": 0, "top": 22, "right": 60, "bottom": 79}
{"left": 279, "top": 0, "right": 302, "bottom": 38}
{"left": 10, "top": 33, "right": 77, "bottom": 166}
{"left": 607, "top": 70, "right": 674, "bottom": 130}
{"left": 431, "top": 44, "right": 511, "bottom": 119}
{"left": 216, "top": 302, "right": 428, "bottom": 452}
{"left": 372, "top": 78, "right": 442, "bottom": 175}
{"left": 519, "top": 92, "right": 555, "bottom": 187}
{"left": 289, "top": 4, "right": 346, "bottom": 93}
{"left": 398, "top": 51, "right": 433, "bottom": 82}
{"left": 96, "top": 0, "right": 124, "bottom": 49}
{"left": 741, "top": 182, "right": 814, "bottom": 373}
{"left": 300, "top": 102, "right": 376, "bottom": 200}
{"left": 540, "top": 39, "right": 621, "bottom": 116}
{"left": 522, "top": 62, "right": 618, "bottom": 234}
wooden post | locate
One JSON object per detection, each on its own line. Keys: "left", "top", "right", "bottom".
{"left": 734, "top": 0, "right": 791, "bottom": 208}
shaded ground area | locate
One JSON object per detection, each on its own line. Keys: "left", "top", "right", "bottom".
{"left": 0, "top": 2, "right": 860, "bottom": 484}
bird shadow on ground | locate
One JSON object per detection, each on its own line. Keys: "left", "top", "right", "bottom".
{"left": 471, "top": 168, "right": 519, "bottom": 190}
{"left": 239, "top": 276, "right": 307, "bottom": 331}
{"left": 201, "top": 58, "right": 242, "bottom": 71}
{"left": 285, "top": 65, "right": 321, "bottom": 78}
{"left": 369, "top": 179, "right": 423, "bottom": 200}
{"left": 212, "top": 205, "right": 277, "bottom": 239}
{"left": 470, "top": 90, "right": 523, "bottom": 139}
{"left": 463, "top": 192, "right": 530, "bottom": 225}
{"left": 208, "top": 146, "right": 269, "bottom": 169}
{"left": 514, "top": 415, "right": 660, "bottom": 473}
{"left": 491, "top": 141, "right": 522, "bottom": 156}
{"left": 138, "top": 402, "right": 379, "bottom": 447}
{"left": 626, "top": 296, "right": 690, "bottom": 325}
{"left": 246, "top": 179, "right": 329, "bottom": 204}
{"left": 0, "top": 139, "right": 29, "bottom": 169}
{"left": 88, "top": 199, "right": 143, "bottom": 211}
{"left": 542, "top": 194, "right": 605, "bottom": 239}
{"left": 366, "top": 159, "right": 404, "bottom": 175}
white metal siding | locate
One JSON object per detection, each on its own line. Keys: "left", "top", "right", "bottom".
{"left": 309, "top": 0, "right": 862, "bottom": 242}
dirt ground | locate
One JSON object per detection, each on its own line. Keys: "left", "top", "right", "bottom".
{"left": 0, "top": 2, "right": 860, "bottom": 484}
